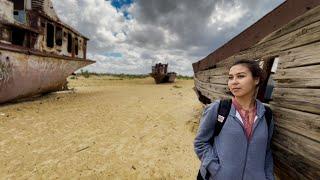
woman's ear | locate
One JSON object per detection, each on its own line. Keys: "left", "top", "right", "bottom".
{"left": 254, "top": 78, "right": 260, "bottom": 86}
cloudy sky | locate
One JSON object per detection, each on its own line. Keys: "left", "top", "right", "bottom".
{"left": 52, "top": 0, "right": 284, "bottom": 76}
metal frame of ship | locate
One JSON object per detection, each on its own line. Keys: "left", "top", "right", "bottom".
{"left": 192, "top": 0, "right": 320, "bottom": 179}
{"left": 150, "top": 63, "right": 176, "bottom": 84}
{"left": 0, "top": 0, "right": 95, "bottom": 104}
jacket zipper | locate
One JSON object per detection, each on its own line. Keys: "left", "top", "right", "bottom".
{"left": 241, "top": 141, "right": 249, "bottom": 180}
{"left": 241, "top": 117, "right": 262, "bottom": 179}
{"left": 235, "top": 115, "right": 250, "bottom": 180}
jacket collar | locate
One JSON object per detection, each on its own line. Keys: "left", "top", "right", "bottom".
{"left": 228, "top": 99, "right": 266, "bottom": 136}
{"left": 229, "top": 98, "right": 266, "bottom": 119}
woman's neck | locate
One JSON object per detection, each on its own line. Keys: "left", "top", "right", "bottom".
{"left": 233, "top": 95, "right": 256, "bottom": 110}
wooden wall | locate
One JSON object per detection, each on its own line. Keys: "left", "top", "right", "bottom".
{"left": 194, "top": 5, "right": 320, "bottom": 180}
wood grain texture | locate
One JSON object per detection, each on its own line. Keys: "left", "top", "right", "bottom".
{"left": 259, "top": 5, "right": 320, "bottom": 45}
{"left": 277, "top": 42, "right": 320, "bottom": 69}
{"left": 270, "top": 105, "right": 320, "bottom": 142}
{"left": 272, "top": 141, "right": 320, "bottom": 180}
{"left": 254, "top": 20, "right": 320, "bottom": 59}
{"left": 195, "top": 72, "right": 228, "bottom": 85}
{"left": 271, "top": 88, "right": 320, "bottom": 114}
{"left": 273, "top": 126, "right": 320, "bottom": 164}
{"left": 271, "top": 64, "right": 320, "bottom": 88}
{"left": 194, "top": 78, "right": 228, "bottom": 95}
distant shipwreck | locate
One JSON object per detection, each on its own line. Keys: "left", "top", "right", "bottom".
{"left": 150, "top": 63, "right": 176, "bottom": 84}
{"left": 0, "top": 0, "right": 95, "bottom": 104}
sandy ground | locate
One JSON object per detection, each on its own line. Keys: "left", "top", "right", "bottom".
{"left": 0, "top": 75, "right": 204, "bottom": 179}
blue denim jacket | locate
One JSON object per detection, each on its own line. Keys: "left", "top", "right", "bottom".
{"left": 194, "top": 99, "right": 275, "bottom": 180}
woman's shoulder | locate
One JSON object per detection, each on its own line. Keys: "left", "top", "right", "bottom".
{"left": 205, "top": 99, "right": 221, "bottom": 108}
{"left": 202, "top": 99, "right": 222, "bottom": 115}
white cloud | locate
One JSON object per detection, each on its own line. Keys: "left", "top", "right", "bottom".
{"left": 52, "top": 0, "right": 284, "bottom": 76}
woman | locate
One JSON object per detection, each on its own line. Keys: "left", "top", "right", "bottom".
{"left": 194, "top": 60, "right": 275, "bottom": 180}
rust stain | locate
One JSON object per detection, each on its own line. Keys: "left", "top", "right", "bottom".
{"left": 0, "top": 0, "right": 95, "bottom": 103}
{"left": 0, "top": 55, "right": 13, "bottom": 87}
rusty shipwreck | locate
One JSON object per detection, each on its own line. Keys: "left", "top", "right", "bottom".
{"left": 0, "top": 0, "right": 94, "bottom": 104}
{"left": 150, "top": 63, "right": 176, "bottom": 84}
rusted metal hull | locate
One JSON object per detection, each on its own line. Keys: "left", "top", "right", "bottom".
{"left": 167, "top": 72, "right": 176, "bottom": 83}
{"left": 150, "top": 72, "right": 176, "bottom": 84}
{"left": 0, "top": 48, "right": 94, "bottom": 104}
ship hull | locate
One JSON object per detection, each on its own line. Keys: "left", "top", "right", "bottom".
{"left": 167, "top": 73, "right": 176, "bottom": 83}
{"left": 0, "top": 48, "right": 94, "bottom": 104}
{"left": 150, "top": 73, "right": 176, "bottom": 84}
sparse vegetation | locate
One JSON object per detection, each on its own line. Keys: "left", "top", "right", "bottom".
{"left": 176, "top": 75, "right": 193, "bottom": 80}
{"left": 110, "top": 73, "right": 149, "bottom": 79}
{"left": 77, "top": 71, "right": 149, "bottom": 79}
{"left": 80, "top": 69, "right": 90, "bottom": 78}
{"left": 76, "top": 71, "right": 193, "bottom": 80}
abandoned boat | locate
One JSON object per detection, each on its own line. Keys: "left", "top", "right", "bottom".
{"left": 192, "top": 0, "right": 320, "bottom": 179}
{"left": 0, "top": 0, "right": 95, "bottom": 104}
{"left": 150, "top": 63, "right": 176, "bottom": 84}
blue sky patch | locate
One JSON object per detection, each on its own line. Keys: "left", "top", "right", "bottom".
{"left": 109, "top": 0, "right": 134, "bottom": 19}
{"left": 104, "top": 52, "right": 123, "bottom": 58}
{"left": 110, "top": 0, "right": 134, "bottom": 9}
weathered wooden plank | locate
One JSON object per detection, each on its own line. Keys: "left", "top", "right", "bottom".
{"left": 259, "top": 5, "right": 320, "bottom": 45}
{"left": 202, "top": 66, "right": 228, "bottom": 76}
{"left": 195, "top": 71, "right": 204, "bottom": 79}
{"left": 271, "top": 88, "right": 320, "bottom": 114}
{"left": 273, "top": 64, "right": 320, "bottom": 79}
{"left": 271, "top": 64, "right": 320, "bottom": 88}
{"left": 273, "top": 126, "right": 320, "bottom": 166}
{"left": 195, "top": 66, "right": 228, "bottom": 79}
{"left": 194, "top": 78, "right": 228, "bottom": 95}
{"left": 197, "top": 86, "right": 229, "bottom": 101}
{"left": 274, "top": 155, "right": 304, "bottom": 180}
{"left": 195, "top": 72, "right": 209, "bottom": 83}
{"left": 272, "top": 141, "right": 320, "bottom": 180}
{"left": 269, "top": 105, "right": 320, "bottom": 143}
{"left": 215, "top": 56, "right": 235, "bottom": 68}
{"left": 208, "top": 75, "right": 228, "bottom": 85}
{"left": 196, "top": 73, "right": 228, "bottom": 85}
{"left": 254, "top": 20, "right": 320, "bottom": 58}
{"left": 227, "top": 19, "right": 320, "bottom": 66}
{"left": 273, "top": 77, "right": 320, "bottom": 88}
{"left": 278, "top": 42, "right": 320, "bottom": 69}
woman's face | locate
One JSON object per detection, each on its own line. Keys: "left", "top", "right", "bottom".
{"left": 228, "top": 64, "right": 259, "bottom": 98}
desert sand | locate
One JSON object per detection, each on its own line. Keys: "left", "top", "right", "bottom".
{"left": 0, "top": 75, "right": 204, "bottom": 179}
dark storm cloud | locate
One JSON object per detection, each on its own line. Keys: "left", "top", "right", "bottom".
{"left": 130, "top": 0, "right": 284, "bottom": 52}
{"left": 52, "top": 0, "right": 284, "bottom": 75}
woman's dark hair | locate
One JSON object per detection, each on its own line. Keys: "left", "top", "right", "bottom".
{"left": 229, "top": 59, "right": 266, "bottom": 87}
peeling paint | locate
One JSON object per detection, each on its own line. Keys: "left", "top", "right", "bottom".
{"left": 0, "top": 49, "right": 94, "bottom": 103}
{"left": 0, "top": 0, "right": 95, "bottom": 103}
{"left": 0, "top": 54, "right": 12, "bottom": 87}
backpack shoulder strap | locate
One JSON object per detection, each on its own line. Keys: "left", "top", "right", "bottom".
{"left": 264, "top": 105, "right": 272, "bottom": 128}
{"left": 212, "top": 99, "right": 232, "bottom": 137}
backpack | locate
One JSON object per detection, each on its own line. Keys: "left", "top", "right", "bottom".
{"left": 197, "top": 99, "right": 273, "bottom": 180}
